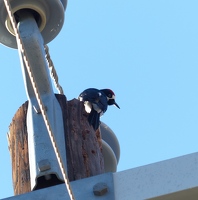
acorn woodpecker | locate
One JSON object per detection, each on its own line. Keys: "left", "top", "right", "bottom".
{"left": 78, "top": 88, "right": 120, "bottom": 130}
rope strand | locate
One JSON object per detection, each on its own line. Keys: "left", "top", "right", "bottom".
{"left": 44, "top": 45, "right": 64, "bottom": 95}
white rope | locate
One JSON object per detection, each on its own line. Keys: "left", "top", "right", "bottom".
{"left": 44, "top": 45, "right": 64, "bottom": 95}
{"left": 3, "top": 1, "right": 75, "bottom": 199}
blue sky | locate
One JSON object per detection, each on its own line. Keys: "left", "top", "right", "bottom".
{"left": 1, "top": 0, "right": 198, "bottom": 198}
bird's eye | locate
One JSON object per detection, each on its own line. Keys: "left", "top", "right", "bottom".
{"left": 108, "top": 94, "right": 112, "bottom": 98}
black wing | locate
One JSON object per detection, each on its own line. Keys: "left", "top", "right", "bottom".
{"left": 79, "top": 88, "right": 108, "bottom": 112}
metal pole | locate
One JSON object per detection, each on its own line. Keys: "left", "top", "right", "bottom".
{"left": 17, "top": 11, "right": 67, "bottom": 190}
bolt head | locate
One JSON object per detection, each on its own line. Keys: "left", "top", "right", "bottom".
{"left": 38, "top": 159, "right": 51, "bottom": 172}
{"left": 93, "top": 182, "right": 108, "bottom": 196}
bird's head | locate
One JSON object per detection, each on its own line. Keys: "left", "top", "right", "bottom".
{"left": 100, "top": 89, "right": 120, "bottom": 109}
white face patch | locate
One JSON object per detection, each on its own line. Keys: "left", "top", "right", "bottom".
{"left": 107, "top": 94, "right": 115, "bottom": 101}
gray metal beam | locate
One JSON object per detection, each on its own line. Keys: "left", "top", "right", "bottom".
{"left": 3, "top": 173, "right": 114, "bottom": 200}
{"left": 3, "top": 152, "right": 198, "bottom": 200}
{"left": 113, "top": 152, "right": 198, "bottom": 200}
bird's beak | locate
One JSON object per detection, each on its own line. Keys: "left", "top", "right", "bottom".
{"left": 114, "top": 101, "right": 120, "bottom": 109}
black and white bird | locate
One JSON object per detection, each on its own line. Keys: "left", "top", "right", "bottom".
{"left": 78, "top": 88, "right": 120, "bottom": 130}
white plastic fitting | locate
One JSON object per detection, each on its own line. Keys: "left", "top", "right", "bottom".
{"left": 0, "top": 0, "right": 67, "bottom": 48}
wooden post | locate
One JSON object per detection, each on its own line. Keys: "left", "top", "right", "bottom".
{"left": 7, "top": 94, "right": 104, "bottom": 195}
{"left": 7, "top": 101, "right": 30, "bottom": 195}
{"left": 56, "top": 95, "right": 104, "bottom": 181}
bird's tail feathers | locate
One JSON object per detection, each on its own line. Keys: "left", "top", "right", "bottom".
{"left": 88, "top": 109, "right": 100, "bottom": 131}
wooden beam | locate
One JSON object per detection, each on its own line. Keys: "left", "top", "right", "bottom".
{"left": 8, "top": 101, "right": 30, "bottom": 195}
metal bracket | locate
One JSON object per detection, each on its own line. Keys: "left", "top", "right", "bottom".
{"left": 17, "top": 11, "right": 67, "bottom": 190}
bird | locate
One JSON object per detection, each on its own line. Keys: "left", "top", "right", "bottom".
{"left": 78, "top": 88, "right": 120, "bottom": 130}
